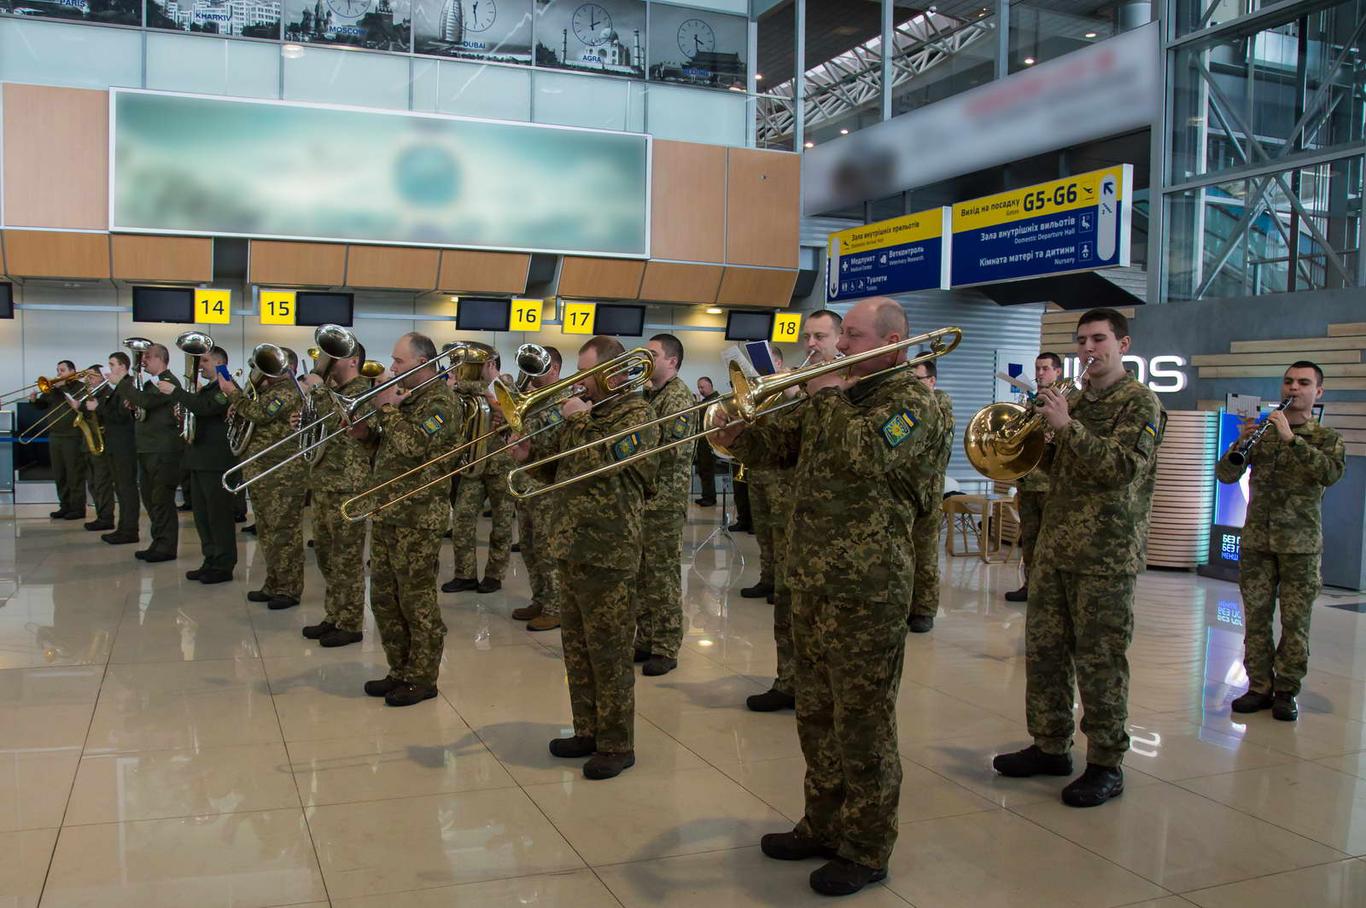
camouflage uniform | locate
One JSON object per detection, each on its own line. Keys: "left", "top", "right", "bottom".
{"left": 518, "top": 404, "right": 566, "bottom": 617}
{"left": 1027, "top": 374, "right": 1162, "bottom": 768}
{"left": 731, "top": 369, "right": 941, "bottom": 871}
{"left": 172, "top": 382, "right": 238, "bottom": 573}
{"left": 1215, "top": 419, "right": 1344, "bottom": 697}
{"left": 749, "top": 468, "right": 780, "bottom": 586}
{"left": 634, "top": 375, "right": 696, "bottom": 659}
{"left": 308, "top": 375, "right": 374, "bottom": 633}
{"left": 228, "top": 380, "right": 306, "bottom": 599}
{"left": 1014, "top": 464, "right": 1050, "bottom": 572}
{"left": 450, "top": 380, "right": 515, "bottom": 583}
{"left": 910, "top": 388, "right": 954, "bottom": 620}
{"left": 370, "top": 381, "right": 460, "bottom": 686}
{"left": 97, "top": 379, "right": 140, "bottom": 537}
{"left": 35, "top": 389, "right": 89, "bottom": 515}
{"left": 117, "top": 370, "right": 184, "bottom": 556}
{"left": 763, "top": 407, "right": 800, "bottom": 697}
{"left": 529, "top": 393, "right": 659, "bottom": 754}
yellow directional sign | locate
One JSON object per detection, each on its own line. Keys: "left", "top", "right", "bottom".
{"left": 561, "top": 301, "right": 596, "bottom": 335}
{"left": 260, "top": 290, "right": 297, "bottom": 326}
{"left": 194, "top": 289, "right": 231, "bottom": 325}
{"left": 511, "top": 298, "right": 543, "bottom": 332}
{"left": 771, "top": 312, "right": 802, "bottom": 344}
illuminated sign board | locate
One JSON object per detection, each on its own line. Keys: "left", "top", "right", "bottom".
{"left": 826, "top": 208, "right": 951, "bottom": 301}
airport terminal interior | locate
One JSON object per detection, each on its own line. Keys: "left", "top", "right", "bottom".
{"left": 1, "top": 0, "right": 1365, "bottom": 904}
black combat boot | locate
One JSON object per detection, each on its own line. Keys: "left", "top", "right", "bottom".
{"left": 302, "top": 621, "right": 336, "bottom": 640}
{"left": 642, "top": 655, "right": 677, "bottom": 677}
{"left": 633, "top": 648, "right": 651, "bottom": 664}
{"left": 747, "top": 688, "right": 796, "bottom": 712}
{"left": 1061, "top": 764, "right": 1123, "bottom": 807}
{"left": 992, "top": 745, "right": 1073, "bottom": 777}
{"left": 583, "top": 750, "right": 635, "bottom": 779}
{"left": 760, "top": 831, "right": 836, "bottom": 861}
{"left": 385, "top": 683, "right": 437, "bottom": 707}
{"left": 476, "top": 578, "right": 502, "bottom": 594}
{"left": 1272, "top": 692, "right": 1298, "bottom": 721}
{"left": 907, "top": 615, "right": 934, "bottom": 634}
{"left": 268, "top": 596, "right": 299, "bottom": 611}
{"left": 548, "top": 735, "right": 597, "bottom": 758}
{"left": 740, "top": 581, "right": 773, "bottom": 599}
{"left": 1231, "top": 690, "right": 1274, "bottom": 713}
{"left": 247, "top": 589, "right": 272, "bottom": 603}
{"left": 809, "top": 857, "right": 887, "bottom": 896}
{"left": 319, "top": 629, "right": 363, "bottom": 648}
{"left": 364, "top": 676, "right": 401, "bottom": 697}
{"left": 441, "top": 577, "right": 478, "bottom": 593}
{"left": 1004, "top": 585, "right": 1028, "bottom": 603}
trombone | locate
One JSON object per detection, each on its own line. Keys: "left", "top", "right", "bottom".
{"left": 340, "top": 345, "right": 654, "bottom": 522}
{"left": 0, "top": 368, "right": 100, "bottom": 408}
{"left": 17, "top": 377, "right": 108, "bottom": 446}
{"left": 506, "top": 326, "right": 964, "bottom": 501}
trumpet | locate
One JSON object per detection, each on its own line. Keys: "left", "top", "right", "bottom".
{"left": 963, "top": 358, "right": 1093, "bottom": 482}
{"left": 506, "top": 326, "right": 964, "bottom": 501}
{"left": 175, "top": 330, "right": 214, "bottom": 444}
{"left": 340, "top": 345, "right": 654, "bottom": 522}
{"left": 1226, "top": 399, "right": 1291, "bottom": 467}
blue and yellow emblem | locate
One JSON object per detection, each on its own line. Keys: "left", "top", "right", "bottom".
{"left": 1142, "top": 421, "right": 1157, "bottom": 438}
{"left": 670, "top": 414, "right": 692, "bottom": 440}
{"left": 422, "top": 412, "right": 447, "bottom": 436}
{"left": 611, "top": 432, "right": 641, "bottom": 461}
{"left": 880, "top": 410, "right": 919, "bottom": 448}
{"left": 266, "top": 397, "right": 284, "bottom": 416}
{"left": 544, "top": 408, "right": 564, "bottom": 426}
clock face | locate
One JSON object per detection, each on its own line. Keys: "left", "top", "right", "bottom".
{"left": 677, "top": 18, "right": 715, "bottom": 58}
{"left": 465, "top": 0, "right": 496, "bottom": 32}
{"left": 326, "top": 0, "right": 369, "bottom": 17}
{"left": 571, "top": 3, "right": 611, "bottom": 46}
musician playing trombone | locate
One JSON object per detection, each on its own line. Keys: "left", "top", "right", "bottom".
{"left": 97, "top": 352, "right": 141, "bottom": 545}
{"left": 445, "top": 351, "right": 515, "bottom": 596}
{"left": 219, "top": 349, "right": 305, "bottom": 610}
{"left": 116, "top": 343, "right": 183, "bottom": 562}
{"left": 79, "top": 365, "right": 117, "bottom": 533}
{"left": 509, "top": 335, "right": 659, "bottom": 779}
{"left": 30, "top": 360, "right": 89, "bottom": 521}
{"left": 1217, "top": 361, "right": 1344, "bottom": 722}
{"left": 511, "top": 346, "right": 566, "bottom": 632}
{"left": 710, "top": 298, "right": 943, "bottom": 897}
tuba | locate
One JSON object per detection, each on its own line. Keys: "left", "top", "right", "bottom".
{"left": 123, "top": 337, "right": 153, "bottom": 422}
{"left": 174, "top": 330, "right": 214, "bottom": 445}
{"left": 449, "top": 342, "right": 496, "bottom": 470}
{"left": 963, "top": 359, "right": 1093, "bottom": 481}
{"left": 227, "top": 343, "right": 289, "bottom": 457}
{"left": 302, "top": 324, "right": 359, "bottom": 464}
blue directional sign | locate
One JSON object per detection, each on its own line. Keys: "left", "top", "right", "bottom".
{"left": 826, "top": 208, "right": 951, "bottom": 302}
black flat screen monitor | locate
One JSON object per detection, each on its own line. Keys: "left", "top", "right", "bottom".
{"left": 456, "top": 298, "right": 511, "bottom": 331}
{"left": 725, "top": 310, "right": 773, "bottom": 341}
{"left": 594, "top": 303, "right": 645, "bottom": 337}
{"left": 0, "top": 282, "right": 12, "bottom": 319}
{"left": 296, "top": 291, "right": 354, "bottom": 327}
{"left": 132, "top": 286, "right": 194, "bottom": 323}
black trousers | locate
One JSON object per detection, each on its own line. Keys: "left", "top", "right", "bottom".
{"left": 695, "top": 443, "right": 717, "bottom": 503}
{"left": 191, "top": 469, "right": 238, "bottom": 572}
{"left": 138, "top": 452, "right": 182, "bottom": 556}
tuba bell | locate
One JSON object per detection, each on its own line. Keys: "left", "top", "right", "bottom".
{"left": 227, "top": 343, "right": 289, "bottom": 457}
{"left": 175, "top": 330, "right": 214, "bottom": 444}
{"left": 123, "top": 337, "right": 153, "bottom": 422}
{"left": 448, "top": 342, "right": 496, "bottom": 470}
{"left": 301, "top": 325, "right": 358, "bottom": 464}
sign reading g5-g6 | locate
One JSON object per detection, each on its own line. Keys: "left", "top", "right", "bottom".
{"left": 951, "top": 164, "right": 1132, "bottom": 287}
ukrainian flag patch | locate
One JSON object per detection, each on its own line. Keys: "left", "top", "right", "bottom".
{"left": 670, "top": 414, "right": 692, "bottom": 439}
{"left": 422, "top": 412, "right": 447, "bottom": 436}
{"left": 1143, "top": 422, "right": 1157, "bottom": 438}
{"left": 881, "top": 410, "right": 919, "bottom": 448}
{"left": 611, "top": 432, "right": 641, "bottom": 461}
{"left": 544, "top": 408, "right": 564, "bottom": 426}
{"left": 266, "top": 397, "right": 284, "bottom": 416}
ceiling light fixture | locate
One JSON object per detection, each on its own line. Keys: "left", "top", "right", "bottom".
{"left": 705, "top": 306, "right": 723, "bottom": 315}
{"left": 755, "top": 73, "right": 763, "bottom": 80}
{"left": 804, "top": 141, "right": 815, "bottom": 148}
{"left": 1084, "top": 31, "right": 1097, "bottom": 38}
{"left": 839, "top": 128, "right": 849, "bottom": 135}
{"left": 1023, "top": 56, "right": 1036, "bottom": 65}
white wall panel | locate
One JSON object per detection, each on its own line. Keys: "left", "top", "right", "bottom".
{"left": 0, "top": 18, "right": 142, "bottom": 90}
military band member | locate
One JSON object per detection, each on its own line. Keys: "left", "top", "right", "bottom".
{"left": 98, "top": 353, "right": 141, "bottom": 545}
{"left": 80, "top": 366, "right": 116, "bottom": 532}
{"left": 223, "top": 351, "right": 305, "bottom": 609}
{"left": 1218, "top": 362, "right": 1344, "bottom": 722}
{"left": 116, "top": 344, "right": 183, "bottom": 562}
{"left": 360, "top": 332, "right": 459, "bottom": 707}
{"left": 632, "top": 333, "right": 694, "bottom": 677}
{"left": 31, "top": 360, "right": 88, "bottom": 520}
{"left": 299, "top": 343, "right": 374, "bottom": 648}
{"left": 993, "top": 308, "right": 1162, "bottom": 809}
{"left": 1006, "top": 352, "right": 1064, "bottom": 603}
{"left": 513, "top": 336, "right": 659, "bottom": 779}
{"left": 714, "top": 298, "right": 942, "bottom": 896}
{"left": 164, "top": 346, "right": 237, "bottom": 583}
{"left": 740, "top": 344, "right": 788, "bottom": 601}
{"left": 693, "top": 376, "right": 720, "bottom": 506}
{"left": 908, "top": 359, "right": 953, "bottom": 633}
{"left": 512, "top": 347, "right": 566, "bottom": 632}
{"left": 445, "top": 354, "right": 514, "bottom": 595}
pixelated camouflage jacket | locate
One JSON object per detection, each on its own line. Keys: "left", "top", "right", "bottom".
{"left": 371, "top": 380, "right": 461, "bottom": 529}
{"left": 1034, "top": 373, "right": 1163, "bottom": 575}
{"left": 1215, "top": 418, "right": 1344, "bottom": 554}
{"left": 645, "top": 376, "right": 697, "bottom": 512}
{"left": 729, "top": 368, "right": 941, "bottom": 603}
{"left": 307, "top": 375, "right": 375, "bottom": 493}
{"left": 909, "top": 387, "right": 954, "bottom": 488}
{"left": 228, "top": 379, "right": 305, "bottom": 480}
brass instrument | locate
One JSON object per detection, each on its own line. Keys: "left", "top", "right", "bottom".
{"left": 341, "top": 345, "right": 655, "bottom": 522}
{"left": 124, "top": 337, "right": 153, "bottom": 421}
{"left": 0, "top": 369, "right": 99, "bottom": 407}
{"left": 299, "top": 325, "right": 358, "bottom": 464}
{"left": 963, "top": 358, "right": 1093, "bottom": 482}
{"left": 506, "top": 326, "right": 964, "bottom": 501}
{"left": 19, "top": 379, "right": 108, "bottom": 450}
{"left": 449, "top": 342, "right": 496, "bottom": 472}
{"left": 1226, "top": 398, "right": 1291, "bottom": 467}
{"left": 72, "top": 383, "right": 106, "bottom": 456}
{"left": 226, "top": 343, "right": 288, "bottom": 458}
{"left": 174, "top": 330, "right": 214, "bottom": 444}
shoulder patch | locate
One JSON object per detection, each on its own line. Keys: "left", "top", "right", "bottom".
{"left": 881, "top": 410, "right": 919, "bottom": 448}
{"left": 544, "top": 407, "right": 564, "bottom": 426}
{"left": 611, "top": 432, "right": 641, "bottom": 461}
{"left": 1142, "top": 421, "right": 1157, "bottom": 438}
{"left": 670, "top": 413, "right": 693, "bottom": 440}
{"left": 422, "top": 411, "right": 447, "bottom": 436}
{"left": 266, "top": 397, "right": 285, "bottom": 416}
{"left": 214, "top": 391, "right": 229, "bottom": 405}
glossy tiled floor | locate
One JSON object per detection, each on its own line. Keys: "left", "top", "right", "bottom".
{"left": 5, "top": 500, "right": 1366, "bottom": 907}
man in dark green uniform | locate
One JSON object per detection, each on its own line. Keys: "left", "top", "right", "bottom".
{"left": 98, "top": 353, "right": 141, "bottom": 545}
{"left": 693, "top": 376, "right": 719, "bottom": 506}
{"left": 116, "top": 344, "right": 183, "bottom": 562}
{"left": 714, "top": 298, "right": 942, "bottom": 897}
{"left": 1006, "top": 352, "right": 1064, "bottom": 603}
{"left": 31, "top": 360, "right": 88, "bottom": 520}
{"left": 993, "top": 308, "right": 1162, "bottom": 809}
{"left": 162, "top": 346, "right": 237, "bottom": 582}
{"left": 78, "top": 366, "right": 116, "bottom": 532}
{"left": 1218, "top": 361, "right": 1344, "bottom": 721}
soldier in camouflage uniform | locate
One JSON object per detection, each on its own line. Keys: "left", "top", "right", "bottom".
{"left": 993, "top": 308, "right": 1162, "bottom": 810}
{"left": 741, "top": 349, "right": 787, "bottom": 600}
{"left": 300, "top": 345, "right": 375, "bottom": 648}
{"left": 225, "top": 354, "right": 305, "bottom": 610}
{"left": 165, "top": 347, "right": 238, "bottom": 582}
{"left": 95, "top": 353, "right": 142, "bottom": 545}
{"left": 514, "top": 336, "right": 659, "bottom": 780}
{"left": 1217, "top": 361, "right": 1344, "bottom": 722}
{"left": 32, "top": 360, "right": 89, "bottom": 520}
{"left": 511, "top": 347, "right": 566, "bottom": 631}
{"left": 715, "top": 298, "right": 942, "bottom": 897}
{"left": 116, "top": 344, "right": 184, "bottom": 561}
{"left": 632, "top": 334, "right": 695, "bottom": 677}
{"left": 908, "top": 360, "right": 954, "bottom": 633}
{"left": 361, "top": 332, "right": 460, "bottom": 707}
{"left": 445, "top": 354, "right": 515, "bottom": 595}
{"left": 1006, "top": 353, "right": 1064, "bottom": 603}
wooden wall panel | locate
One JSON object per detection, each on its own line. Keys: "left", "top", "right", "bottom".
{"left": 651, "top": 141, "right": 726, "bottom": 264}
{"left": 2, "top": 230, "right": 110, "bottom": 279}
{"left": 111, "top": 235, "right": 213, "bottom": 283}
{"left": 1329, "top": 322, "right": 1366, "bottom": 336}
{"left": 436, "top": 250, "right": 530, "bottom": 294}
{"left": 0, "top": 234, "right": 6, "bottom": 275}
{"left": 724, "top": 149, "right": 799, "bottom": 269}
{"left": 1192, "top": 350, "right": 1361, "bottom": 366}
{"left": 2, "top": 84, "right": 109, "bottom": 230}
{"left": 715, "top": 266, "right": 797, "bottom": 308}
{"left": 558, "top": 256, "right": 645, "bottom": 300}
{"left": 248, "top": 240, "right": 347, "bottom": 287}
{"left": 1230, "top": 335, "right": 1366, "bottom": 353}
{"left": 1199, "top": 364, "right": 1366, "bottom": 378}
{"left": 638, "top": 262, "right": 723, "bottom": 304}
{"left": 346, "top": 245, "right": 440, "bottom": 290}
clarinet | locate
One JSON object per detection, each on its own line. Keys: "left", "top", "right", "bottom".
{"left": 1227, "top": 399, "right": 1291, "bottom": 467}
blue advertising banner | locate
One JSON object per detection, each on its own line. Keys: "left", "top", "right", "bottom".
{"left": 826, "top": 208, "right": 950, "bottom": 302}
{"left": 950, "top": 165, "right": 1132, "bottom": 288}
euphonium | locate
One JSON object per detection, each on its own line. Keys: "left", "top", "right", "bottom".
{"left": 301, "top": 325, "right": 358, "bottom": 464}
{"left": 227, "top": 344, "right": 287, "bottom": 457}
{"left": 175, "top": 330, "right": 214, "bottom": 445}
{"left": 123, "top": 337, "right": 153, "bottom": 422}
{"left": 450, "top": 342, "right": 496, "bottom": 470}
{"left": 963, "top": 359, "right": 1093, "bottom": 482}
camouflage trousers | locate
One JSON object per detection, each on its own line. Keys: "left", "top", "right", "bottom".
{"left": 1239, "top": 548, "right": 1320, "bottom": 696}
{"left": 750, "top": 472, "right": 779, "bottom": 586}
{"left": 633, "top": 503, "right": 686, "bottom": 659}
{"left": 86, "top": 450, "right": 114, "bottom": 523}
{"left": 371, "top": 524, "right": 446, "bottom": 686}
{"left": 910, "top": 489, "right": 942, "bottom": 620}
{"left": 517, "top": 502, "right": 561, "bottom": 618}
{"left": 771, "top": 494, "right": 797, "bottom": 697}
{"left": 312, "top": 489, "right": 367, "bottom": 633}
{"left": 792, "top": 591, "right": 908, "bottom": 870}
{"left": 1026, "top": 565, "right": 1135, "bottom": 767}
{"left": 451, "top": 473, "right": 514, "bottom": 582}
{"left": 1017, "top": 490, "right": 1047, "bottom": 573}
{"left": 253, "top": 476, "right": 305, "bottom": 599}
{"left": 559, "top": 559, "right": 635, "bottom": 753}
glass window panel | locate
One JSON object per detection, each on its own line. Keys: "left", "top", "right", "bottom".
{"left": 647, "top": 4, "right": 746, "bottom": 90}
{"left": 411, "top": 0, "right": 534, "bottom": 63}
{"left": 644, "top": 82, "right": 745, "bottom": 144}
{"left": 653, "top": 0, "right": 746, "bottom": 15}
{"left": 146, "top": 32, "right": 281, "bottom": 97}
{"left": 888, "top": 6, "right": 996, "bottom": 119}
{"left": 0, "top": 18, "right": 142, "bottom": 89}
{"left": 412, "top": 58, "right": 532, "bottom": 118}
{"left": 146, "top": 0, "right": 282, "bottom": 39}
{"left": 801, "top": 0, "right": 882, "bottom": 141}
{"left": 282, "top": 44, "right": 412, "bottom": 108}
{"left": 533, "top": 0, "right": 646, "bottom": 79}
{"left": 281, "top": 0, "right": 413, "bottom": 51}
{"left": 754, "top": 0, "right": 794, "bottom": 150}
{"left": 531, "top": 69, "right": 642, "bottom": 130}
{"left": 1008, "top": 0, "right": 1134, "bottom": 75}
